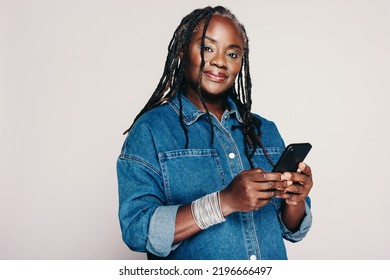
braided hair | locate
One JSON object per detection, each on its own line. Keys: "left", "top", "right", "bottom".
{"left": 124, "top": 6, "right": 274, "bottom": 168}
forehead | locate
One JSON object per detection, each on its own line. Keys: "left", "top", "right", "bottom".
{"left": 194, "top": 15, "right": 244, "bottom": 45}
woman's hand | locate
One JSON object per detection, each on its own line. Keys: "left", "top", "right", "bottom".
{"left": 277, "top": 162, "right": 313, "bottom": 205}
{"left": 219, "top": 168, "right": 288, "bottom": 216}
{"left": 278, "top": 162, "right": 313, "bottom": 231}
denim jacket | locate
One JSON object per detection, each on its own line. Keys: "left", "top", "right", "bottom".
{"left": 117, "top": 93, "right": 312, "bottom": 260}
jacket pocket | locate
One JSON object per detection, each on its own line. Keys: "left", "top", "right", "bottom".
{"left": 251, "top": 146, "right": 283, "bottom": 171}
{"left": 158, "top": 149, "right": 226, "bottom": 205}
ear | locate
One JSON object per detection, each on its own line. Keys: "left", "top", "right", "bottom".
{"left": 179, "top": 50, "right": 184, "bottom": 60}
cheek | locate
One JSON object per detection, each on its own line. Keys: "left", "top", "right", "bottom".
{"left": 187, "top": 48, "right": 202, "bottom": 66}
{"left": 230, "top": 63, "right": 242, "bottom": 79}
{"left": 184, "top": 52, "right": 201, "bottom": 76}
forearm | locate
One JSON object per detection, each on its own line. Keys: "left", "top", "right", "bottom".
{"left": 173, "top": 204, "right": 202, "bottom": 244}
{"left": 280, "top": 201, "right": 306, "bottom": 232}
{"left": 174, "top": 190, "right": 228, "bottom": 243}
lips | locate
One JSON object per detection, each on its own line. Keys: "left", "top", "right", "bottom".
{"left": 203, "top": 70, "right": 228, "bottom": 82}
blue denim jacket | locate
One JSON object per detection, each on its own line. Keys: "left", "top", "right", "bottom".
{"left": 117, "top": 93, "right": 312, "bottom": 260}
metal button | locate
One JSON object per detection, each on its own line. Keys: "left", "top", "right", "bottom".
{"left": 250, "top": 255, "right": 257, "bottom": 260}
{"left": 228, "top": 153, "right": 236, "bottom": 159}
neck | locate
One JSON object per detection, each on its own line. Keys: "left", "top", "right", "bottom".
{"left": 184, "top": 88, "right": 228, "bottom": 121}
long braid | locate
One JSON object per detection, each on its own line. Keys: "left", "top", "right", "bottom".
{"left": 123, "top": 6, "right": 274, "bottom": 167}
{"left": 178, "top": 90, "right": 189, "bottom": 149}
{"left": 197, "top": 11, "right": 215, "bottom": 146}
{"left": 215, "top": 7, "right": 275, "bottom": 168}
{"left": 123, "top": 7, "right": 215, "bottom": 135}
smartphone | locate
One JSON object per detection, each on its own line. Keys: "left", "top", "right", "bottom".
{"left": 272, "top": 143, "right": 312, "bottom": 173}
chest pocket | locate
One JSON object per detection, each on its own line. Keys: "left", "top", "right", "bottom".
{"left": 158, "top": 149, "right": 226, "bottom": 205}
{"left": 251, "top": 147, "right": 283, "bottom": 171}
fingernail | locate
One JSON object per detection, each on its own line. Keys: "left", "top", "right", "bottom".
{"left": 283, "top": 172, "right": 291, "bottom": 179}
{"left": 287, "top": 200, "right": 297, "bottom": 206}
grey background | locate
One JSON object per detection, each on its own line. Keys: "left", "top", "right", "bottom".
{"left": 1, "top": 0, "right": 389, "bottom": 259}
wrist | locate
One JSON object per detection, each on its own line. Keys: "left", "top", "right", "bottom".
{"left": 191, "top": 191, "right": 226, "bottom": 230}
{"left": 282, "top": 200, "right": 306, "bottom": 216}
{"left": 285, "top": 200, "right": 305, "bottom": 207}
{"left": 219, "top": 189, "right": 235, "bottom": 216}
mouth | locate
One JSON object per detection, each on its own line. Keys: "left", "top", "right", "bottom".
{"left": 203, "top": 70, "right": 228, "bottom": 82}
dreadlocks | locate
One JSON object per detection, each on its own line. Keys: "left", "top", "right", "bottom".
{"left": 123, "top": 6, "right": 274, "bottom": 168}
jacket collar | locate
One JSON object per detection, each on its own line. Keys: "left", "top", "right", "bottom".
{"left": 168, "top": 92, "right": 243, "bottom": 125}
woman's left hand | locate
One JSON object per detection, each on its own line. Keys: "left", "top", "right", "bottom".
{"left": 277, "top": 162, "right": 313, "bottom": 205}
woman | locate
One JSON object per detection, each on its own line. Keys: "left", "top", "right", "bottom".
{"left": 117, "top": 6, "right": 313, "bottom": 260}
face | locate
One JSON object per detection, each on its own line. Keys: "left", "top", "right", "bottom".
{"left": 183, "top": 15, "right": 244, "bottom": 99}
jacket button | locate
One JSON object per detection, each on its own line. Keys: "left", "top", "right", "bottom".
{"left": 228, "top": 153, "right": 236, "bottom": 159}
{"left": 250, "top": 255, "right": 257, "bottom": 260}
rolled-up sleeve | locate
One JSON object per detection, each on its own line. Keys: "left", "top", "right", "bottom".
{"left": 279, "top": 198, "right": 312, "bottom": 242}
{"left": 146, "top": 205, "right": 181, "bottom": 256}
{"left": 117, "top": 152, "right": 179, "bottom": 256}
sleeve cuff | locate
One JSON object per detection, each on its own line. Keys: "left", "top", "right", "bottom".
{"left": 279, "top": 201, "right": 312, "bottom": 243}
{"left": 146, "top": 205, "right": 181, "bottom": 257}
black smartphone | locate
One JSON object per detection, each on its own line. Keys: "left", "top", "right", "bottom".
{"left": 272, "top": 143, "right": 312, "bottom": 173}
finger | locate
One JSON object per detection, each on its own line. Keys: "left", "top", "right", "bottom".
{"left": 248, "top": 169, "right": 283, "bottom": 183}
{"left": 299, "top": 162, "right": 312, "bottom": 178}
{"left": 255, "top": 180, "right": 286, "bottom": 191}
{"left": 283, "top": 171, "right": 311, "bottom": 187}
{"left": 285, "top": 199, "right": 298, "bottom": 206}
{"left": 274, "top": 189, "right": 286, "bottom": 197}
{"left": 284, "top": 183, "right": 303, "bottom": 194}
{"left": 246, "top": 193, "right": 274, "bottom": 211}
{"left": 257, "top": 190, "right": 277, "bottom": 200}
{"left": 283, "top": 192, "right": 299, "bottom": 206}
{"left": 274, "top": 179, "right": 292, "bottom": 191}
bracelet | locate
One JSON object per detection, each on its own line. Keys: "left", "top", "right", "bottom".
{"left": 191, "top": 191, "right": 226, "bottom": 230}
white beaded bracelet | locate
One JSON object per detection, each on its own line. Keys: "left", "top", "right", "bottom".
{"left": 191, "top": 191, "right": 226, "bottom": 230}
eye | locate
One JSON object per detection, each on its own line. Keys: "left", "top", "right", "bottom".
{"left": 199, "top": 45, "right": 213, "bottom": 52}
{"left": 227, "top": 52, "right": 239, "bottom": 59}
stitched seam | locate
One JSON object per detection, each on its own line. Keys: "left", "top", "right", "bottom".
{"left": 118, "top": 154, "right": 162, "bottom": 179}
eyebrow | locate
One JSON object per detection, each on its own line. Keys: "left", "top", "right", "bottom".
{"left": 198, "top": 36, "right": 243, "bottom": 50}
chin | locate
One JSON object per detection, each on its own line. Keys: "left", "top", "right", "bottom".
{"left": 201, "top": 83, "right": 233, "bottom": 96}
{"left": 203, "top": 87, "right": 232, "bottom": 97}
{"left": 202, "top": 90, "right": 229, "bottom": 100}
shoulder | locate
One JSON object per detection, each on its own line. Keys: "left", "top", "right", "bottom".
{"left": 252, "top": 113, "right": 278, "bottom": 131}
{"left": 120, "top": 103, "right": 180, "bottom": 155}
{"left": 130, "top": 102, "right": 178, "bottom": 133}
{"left": 252, "top": 113, "right": 285, "bottom": 147}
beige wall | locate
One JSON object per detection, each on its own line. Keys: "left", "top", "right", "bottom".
{"left": 1, "top": 0, "right": 389, "bottom": 259}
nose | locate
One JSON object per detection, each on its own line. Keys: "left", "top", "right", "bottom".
{"left": 209, "top": 52, "right": 227, "bottom": 69}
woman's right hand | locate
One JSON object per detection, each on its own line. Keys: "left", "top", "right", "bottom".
{"left": 219, "top": 169, "right": 288, "bottom": 216}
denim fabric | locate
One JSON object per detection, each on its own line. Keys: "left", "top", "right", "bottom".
{"left": 117, "top": 93, "right": 312, "bottom": 260}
